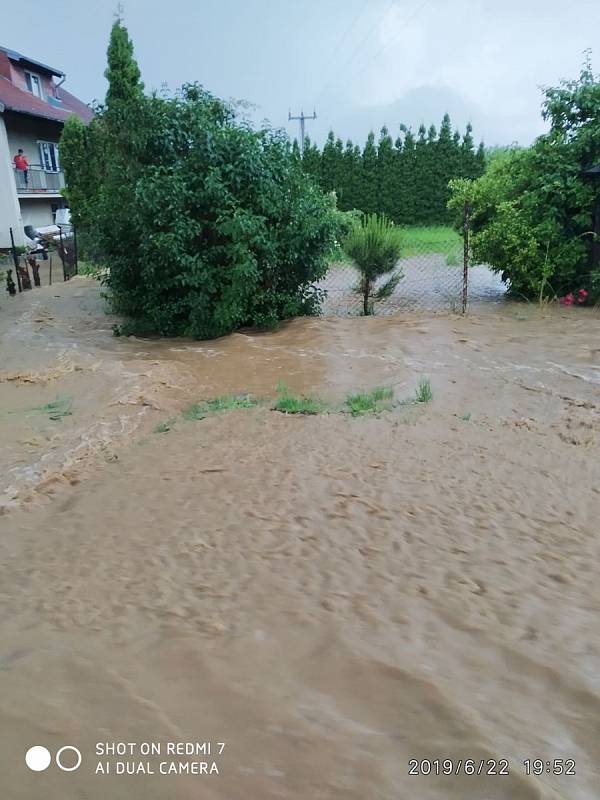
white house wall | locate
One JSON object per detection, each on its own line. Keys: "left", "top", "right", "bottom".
{"left": 0, "top": 113, "right": 24, "bottom": 247}
{"left": 18, "top": 198, "right": 57, "bottom": 228}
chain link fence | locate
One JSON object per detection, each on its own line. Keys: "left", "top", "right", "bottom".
{"left": 319, "top": 251, "right": 506, "bottom": 316}
{"left": 319, "top": 210, "right": 505, "bottom": 315}
{"left": 2, "top": 213, "right": 506, "bottom": 313}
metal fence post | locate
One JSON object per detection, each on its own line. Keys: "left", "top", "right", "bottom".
{"left": 73, "top": 224, "right": 79, "bottom": 275}
{"left": 462, "top": 202, "right": 471, "bottom": 314}
{"left": 59, "top": 225, "right": 66, "bottom": 281}
{"left": 9, "top": 226, "right": 22, "bottom": 293}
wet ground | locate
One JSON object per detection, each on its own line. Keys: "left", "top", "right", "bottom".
{"left": 1, "top": 278, "right": 599, "bottom": 799}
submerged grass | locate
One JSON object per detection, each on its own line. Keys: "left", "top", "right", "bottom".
{"left": 273, "top": 382, "right": 325, "bottom": 415}
{"left": 154, "top": 418, "right": 176, "bottom": 433}
{"left": 415, "top": 377, "right": 433, "bottom": 404}
{"left": 182, "top": 394, "right": 258, "bottom": 420}
{"left": 345, "top": 386, "right": 394, "bottom": 416}
{"left": 30, "top": 396, "right": 73, "bottom": 420}
{"left": 178, "top": 382, "right": 430, "bottom": 424}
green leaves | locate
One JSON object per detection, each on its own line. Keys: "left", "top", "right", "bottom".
{"left": 449, "top": 58, "right": 600, "bottom": 302}
{"left": 61, "top": 24, "right": 341, "bottom": 339}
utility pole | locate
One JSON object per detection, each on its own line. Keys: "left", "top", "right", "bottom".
{"left": 288, "top": 109, "right": 317, "bottom": 156}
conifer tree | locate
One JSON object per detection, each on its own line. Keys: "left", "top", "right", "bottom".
{"left": 398, "top": 126, "right": 416, "bottom": 224}
{"left": 321, "top": 130, "right": 337, "bottom": 192}
{"left": 461, "top": 122, "right": 476, "bottom": 178}
{"left": 434, "top": 113, "right": 456, "bottom": 221}
{"left": 333, "top": 137, "right": 345, "bottom": 199}
{"left": 360, "top": 132, "right": 379, "bottom": 215}
{"left": 475, "top": 141, "right": 486, "bottom": 177}
{"left": 377, "top": 126, "right": 396, "bottom": 220}
{"left": 294, "top": 116, "right": 485, "bottom": 225}
{"left": 413, "top": 124, "right": 428, "bottom": 223}
{"left": 100, "top": 19, "right": 147, "bottom": 265}
{"left": 392, "top": 135, "right": 404, "bottom": 222}
{"left": 339, "top": 139, "right": 357, "bottom": 209}
{"left": 301, "top": 136, "right": 321, "bottom": 183}
{"left": 105, "top": 19, "right": 144, "bottom": 110}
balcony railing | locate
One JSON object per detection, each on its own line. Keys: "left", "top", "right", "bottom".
{"left": 13, "top": 165, "right": 65, "bottom": 194}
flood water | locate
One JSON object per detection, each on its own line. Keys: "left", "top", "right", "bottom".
{"left": 1, "top": 278, "right": 599, "bottom": 799}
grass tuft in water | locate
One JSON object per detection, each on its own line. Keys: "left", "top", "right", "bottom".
{"left": 345, "top": 386, "right": 394, "bottom": 416}
{"left": 154, "top": 418, "right": 176, "bottom": 433}
{"left": 414, "top": 377, "right": 433, "bottom": 404}
{"left": 31, "top": 396, "right": 73, "bottom": 420}
{"left": 274, "top": 382, "right": 325, "bottom": 415}
{"left": 182, "top": 394, "right": 258, "bottom": 421}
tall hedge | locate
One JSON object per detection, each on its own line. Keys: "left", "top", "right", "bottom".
{"left": 295, "top": 116, "right": 485, "bottom": 224}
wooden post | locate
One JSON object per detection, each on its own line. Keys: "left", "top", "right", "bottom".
{"left": 9, "top": 227, "right": 22, "bottom": 293}
{"left": 462, "top": 201, "right": 470, "bottom": 314}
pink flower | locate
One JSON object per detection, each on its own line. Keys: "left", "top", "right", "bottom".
{"left": 559, "top": 293, "right": 575, "bottom": 306}
{"left": 578, "top": 289, "right": 588, "bottom": 297}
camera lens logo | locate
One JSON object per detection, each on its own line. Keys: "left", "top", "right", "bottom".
{"left": 25, "top": 745, "right": 82, "bottom": 772}
{"left": 25, "top": 747, "right": 51, "bottom": 772}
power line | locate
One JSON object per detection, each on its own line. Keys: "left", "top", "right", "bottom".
{"left": 349, "top": 0, "right": 434, "bottom": 84}
{"left": 288, "top": 109, "right": 317, "bottom": 153}
{"left": 308, "top": 0, "right": 372, "bottom": 100}
{"left": 315, "top": 0, "right": 434, "bottom": 129}
{"left": 313, "top": 0, "right": 398, "bottom": 109}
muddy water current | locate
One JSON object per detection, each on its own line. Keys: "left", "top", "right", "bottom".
{"left": 1, "top": 278, "right": 599, "bottom": 799}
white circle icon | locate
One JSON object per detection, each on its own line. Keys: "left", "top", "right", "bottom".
{"left": 25, "top": 746, "right": 52, "bottom": 772}
{"left": 56, "top": 745, "right": 82, "bottom": 772}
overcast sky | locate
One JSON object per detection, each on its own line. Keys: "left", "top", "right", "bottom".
{"left": 1, "top": 0, "right": 599, "bottom": 147}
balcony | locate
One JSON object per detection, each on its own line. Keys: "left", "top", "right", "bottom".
{"left": 13, "top": 165, "right": 65, "bottom": 194}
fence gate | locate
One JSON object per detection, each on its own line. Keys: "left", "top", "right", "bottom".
{"left": 1, "top": 226, "right": 78, "bottom": 296}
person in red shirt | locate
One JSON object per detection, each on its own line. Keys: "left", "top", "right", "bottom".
{"left": 13, "top": 149, "right": 29, "bottom": 186}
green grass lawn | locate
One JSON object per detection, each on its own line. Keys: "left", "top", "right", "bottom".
{"left": 399, "top": 225, "right": 462, "bottom": 257}
{"left": 331, "top": 225, "right": 462, "bottom": 266}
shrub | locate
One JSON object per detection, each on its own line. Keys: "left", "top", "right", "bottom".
{"left": 448, "top": 59, "right": 600, "bottom": 302}
{"left": 61, "top": 21, "right": 340, "bottom": 338}
{"left": 343, "top": 214, "right": 403, "bottom": 314}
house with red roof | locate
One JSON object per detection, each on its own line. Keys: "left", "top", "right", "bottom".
{"left": 0, "top": 45, "right": 93, "bottom": 247}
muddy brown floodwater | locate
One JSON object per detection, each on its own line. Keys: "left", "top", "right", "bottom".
{"left": 1, "top": 278, "right": 599, "bottom": 799}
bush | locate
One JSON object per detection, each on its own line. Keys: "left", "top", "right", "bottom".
{"left": 61, "top": 22, "right": 340, "bottom": 338}
{"left": 343, "top": 214, "right": 404, "bottom": 314}
{"left": 448, "top": 59, "right": 600, "bottom": 302}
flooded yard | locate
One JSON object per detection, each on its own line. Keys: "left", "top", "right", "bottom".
{"left": 1, "top": 278, "right": 599, "bottom": 799}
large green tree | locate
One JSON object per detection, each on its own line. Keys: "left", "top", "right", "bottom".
{"left": 61, "top": 20, "right": 340, "bottom": 337}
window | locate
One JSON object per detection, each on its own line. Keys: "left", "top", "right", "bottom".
{"left": 25, "top": 70, "right": 43, "bottom": 99}
{"left": 38, "top": 141, "right": 60, "bottom": 173}
{"left": 50, "top": 202, "right": 66, "bottom": 223}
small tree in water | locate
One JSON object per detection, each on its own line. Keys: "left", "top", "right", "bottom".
{"left": 344, "top": 214, "right": 403, "bottom": 315}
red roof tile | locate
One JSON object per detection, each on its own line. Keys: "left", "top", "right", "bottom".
{"left": 0, "top": 75, "right": 93, "bottom": 124}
